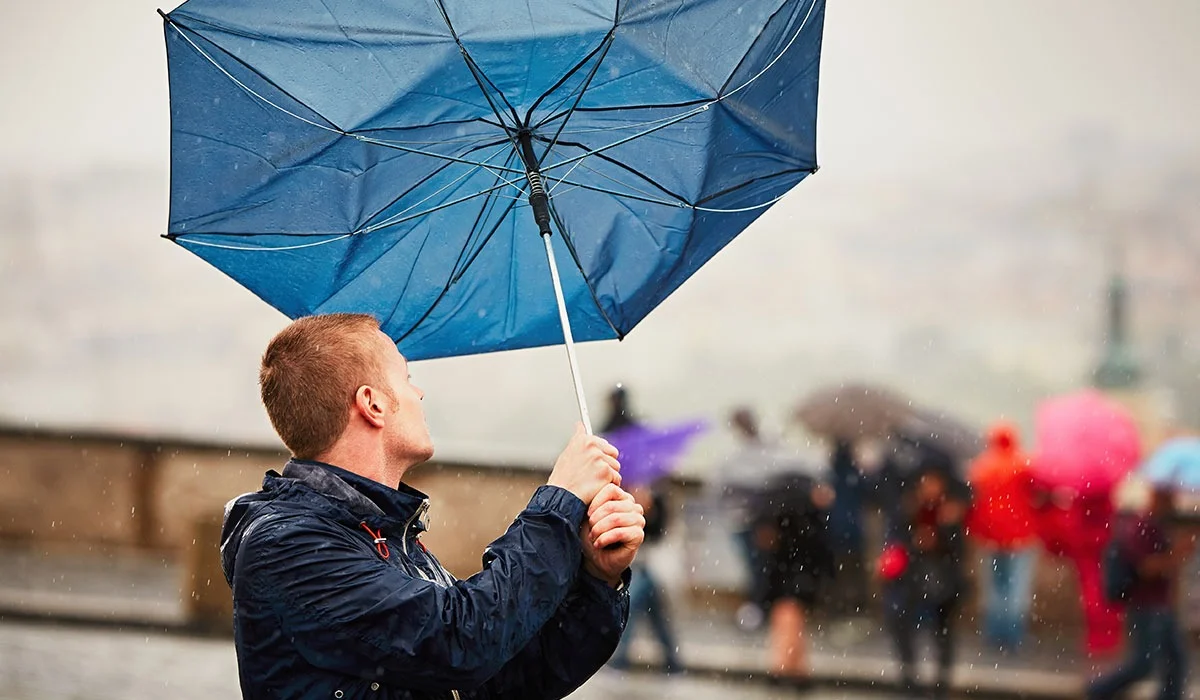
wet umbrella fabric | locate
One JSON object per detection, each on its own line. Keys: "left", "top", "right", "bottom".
{"left": 160, "top": 0, "right": 825, "bottom": 363}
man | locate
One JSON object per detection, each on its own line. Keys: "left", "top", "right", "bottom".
{"left": 1088, "top": 485, "right": 1192, "bottom": 700}
{"left": 220, "top": 314, "right": 644, "bottom": 699}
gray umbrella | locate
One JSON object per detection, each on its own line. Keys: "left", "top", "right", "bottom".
{"left": 794, "top": 383, "right": 915, "bottom": 440}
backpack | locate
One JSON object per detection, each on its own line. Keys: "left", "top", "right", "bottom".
{"left": 1102, "top": 532, "right": 1137, "bottom": 605}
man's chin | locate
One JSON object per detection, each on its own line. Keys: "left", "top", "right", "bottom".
{"left": 411, "top": 438, "right": 435, "bottom": 464}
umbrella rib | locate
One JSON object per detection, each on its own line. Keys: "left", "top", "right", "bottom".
{"left": 171, "top": 179, "right": 520, "bottom": 252}
{"left": 324, "top": 152, "right": 520, "bottom": 324}
{"left": 537, "top": 97, "right": 711, "bottom": 130}
{"left": 448, "top": 150, "right": 522, "bottom": 284}
{"left": 535, "top": 0, "right": 821, "bottom": 165}
{"left": 524, "top": 27, "right": 616, "bottom": 127}
{"left": 535, "top": 34, "right": 616, "bottom": 168}
{"left": 173, "top": 233, "right": 355, "bottom": 252}
{"left": 353, "top": 179, "right": 521, "bottom": 236}
{"left": 692, "top": 167, "right": 815, "bottom": 208}
{"left": 544, "top": 174, "right": 682, "bottom": 208}
{"left": 717, "top": 0, "right": 819, "bottom": 98}
{"left": 537, "top": 136, "right": 691, "bottom": 204}
{"left": 165, "top": 17, "right": 345, "bottom": 132}
{"left": 358, "top": 140, "right": 514, "bottom": 234}
{"left": 166, "top": 18, "right": 527, "bottom": 177}
{"left": 394, "top": 188, "right": 522, "bottom": 346}
{"left": 431, "top": 0, "right": 522, "bottom": 133}
{"left": 547, "top": 199, "right": 624, "bottom": 339}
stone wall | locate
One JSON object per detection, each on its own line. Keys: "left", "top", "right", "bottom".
{"left": 1, "top": 425, "right": 1098, "bottom": 634}
{"left": 0, "top": 433, "right": 143, "bottom": 546}
{"left": 0, "top": 427, "right": 552, "bottom": 577}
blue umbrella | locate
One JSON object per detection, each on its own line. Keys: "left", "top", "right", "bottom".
{"left": 161, "top": 0, "right": 824, "bottom": 430}
{"left": 1141, "top": 438, "right": 1200, "bottom": 492}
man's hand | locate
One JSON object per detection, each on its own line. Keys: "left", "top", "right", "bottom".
{"left": 548, "top": 424, "right": 621, "bottom": 506}
{"left": 581, "top": 483, "right": 644, "bottom": 587}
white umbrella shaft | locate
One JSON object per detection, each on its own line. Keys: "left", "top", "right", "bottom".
{"left": 541, "top": 231, "right": 594, "bottom": 435}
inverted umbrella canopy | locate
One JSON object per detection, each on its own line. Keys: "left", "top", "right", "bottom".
{"left": 602, "top": 419, "right": 707, "bottom": 487}
{"left": 161, "top": 0, "right": 824, "bottom": 366}
{"left": 1031, "top": 391, "right": 1141, "bottom": 496}
{"left": 1140, "top": 437, "right": 1200, "bottom": 492}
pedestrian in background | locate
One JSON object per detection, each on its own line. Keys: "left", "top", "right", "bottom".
{"left": 754, "top": 473, "right": 835, "bottom": 687}
{"left": 966, "top": 421, "right": 1039, "bottom": 652}
{"left": 882, "top": 462, "right": 970, "bottom": 698}
{"left": 1088, "top": 485, "right": 1194, "bottom": 700}
{"left": 602, "top": 385, "right": 683, "bottom": 674}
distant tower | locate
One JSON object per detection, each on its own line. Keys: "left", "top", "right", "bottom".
{"left": 1090, "top": 268, "right": 1171, "bottom": 450}
{"left": 1091, "top": 273, "right": 1142, "bottom": 390}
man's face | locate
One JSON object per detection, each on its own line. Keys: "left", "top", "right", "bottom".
{"left": 375, "top": 331, "right": 434, "bottom": 465}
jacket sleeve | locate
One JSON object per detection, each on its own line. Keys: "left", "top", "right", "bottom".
{"left": 468, "top": 567, "right": 630, "bottom": 700}
{"left": 238, "top": 485, "right": 588, "bottom": 693}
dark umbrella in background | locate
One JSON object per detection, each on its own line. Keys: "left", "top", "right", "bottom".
{"left": 160, "top": 0, "right": 826, "bottom": 433}
{"left": 794, "top": 383, "right": 915, "bottom": 441}
{"left": 895, "top": 407, "right": 984, "bottom": 466}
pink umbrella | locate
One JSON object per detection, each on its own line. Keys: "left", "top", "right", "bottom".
{"left": 1032, "top": 390, "right": 1142, "bottom": 495}
{"left": 1031, "top": 390, "right": 1142, "bottom": 656}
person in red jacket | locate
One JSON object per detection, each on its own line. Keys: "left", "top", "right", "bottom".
{"left": 966, "top": 422, "right": 1039, "bottom": 652}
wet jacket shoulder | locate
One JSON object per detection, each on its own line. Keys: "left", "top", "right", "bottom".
{"left": 221, "top": 460, "right": 629, "bottom": 700}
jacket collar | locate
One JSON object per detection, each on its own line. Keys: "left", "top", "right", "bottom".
{"left": 278, "top": 459, "right": 429, "bottom": 534}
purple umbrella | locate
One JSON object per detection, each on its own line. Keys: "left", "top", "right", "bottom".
{"left": 604, "top": 420, "right": 708, "bottom": 487}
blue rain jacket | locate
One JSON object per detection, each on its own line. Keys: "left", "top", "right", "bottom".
{"left": 220, "top": 460, "right": 628, "bottom": 699}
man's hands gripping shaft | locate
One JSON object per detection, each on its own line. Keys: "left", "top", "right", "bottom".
{"left": 547, "top": 423, "right": 645, "bottom": 588}
{"left": 582, "top": 484, "right": 645, "bottom": 586}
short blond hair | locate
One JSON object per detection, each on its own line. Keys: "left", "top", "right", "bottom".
{"left": 259, "top": 314, "right": 389, "bottom": 459}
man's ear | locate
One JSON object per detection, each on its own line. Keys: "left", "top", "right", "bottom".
{"left": 354, "top": 385, "right": 387, "bottom": 428}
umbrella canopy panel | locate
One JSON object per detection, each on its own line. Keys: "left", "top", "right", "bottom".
{"left": 1032, "top": 391, "right": 1142, "bottom": 496}
{"left": 163, "top": 0, "right": 824, "bottom": 360}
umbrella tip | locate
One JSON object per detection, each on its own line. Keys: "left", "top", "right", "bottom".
{"left": 157, "top": 8, "right": 168, "bottom": 19}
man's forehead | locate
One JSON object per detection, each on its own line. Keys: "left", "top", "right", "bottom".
{"left": 375, "top": 330, "right": 407, "bottom": 366}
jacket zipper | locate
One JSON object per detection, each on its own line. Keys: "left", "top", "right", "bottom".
{"left": 401, "top": 499, "right": 430, "bottom": 556}
{"left": 401, "top": 500, "right": 459, "bottom": 700}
